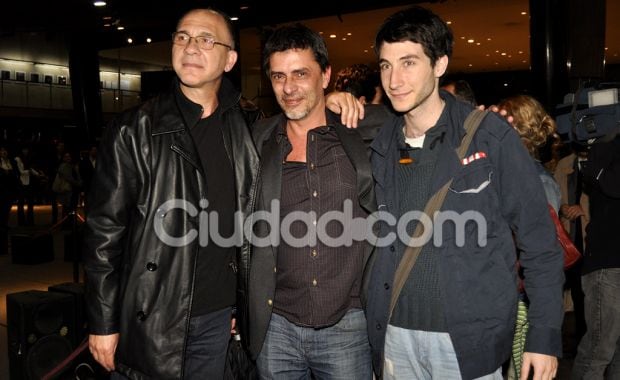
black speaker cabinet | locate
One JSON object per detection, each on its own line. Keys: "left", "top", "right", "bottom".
{"left": 6, "top": 290, "right": 76, "bottom": 380}
{"left": 48, "top": 282, "right": 87, "bottom": 346}
{"left": 10, "top": 230, "right": 54, "bottom": 265}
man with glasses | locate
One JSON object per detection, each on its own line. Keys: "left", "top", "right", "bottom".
{"left": 84, "top": 8, "right": 258, "bottom": 379}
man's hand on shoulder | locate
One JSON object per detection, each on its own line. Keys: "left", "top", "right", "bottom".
{"left": 89, "top": 333, "right": 120, "bottom": 372}
{"left": 520, "top": 352, "right": 558, "bottom": 380}
{"left": 325, "top": 91, "right": 365, "bottom": 128}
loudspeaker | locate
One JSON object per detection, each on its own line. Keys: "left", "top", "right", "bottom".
{"left": 48, "top": 282, "right": 87, "bottom": 346}
{"left": 10, "top": 229, "right": 54, "bottom": 265}
{"left": 7, "top": 290, "right": 77, "bottom": 380}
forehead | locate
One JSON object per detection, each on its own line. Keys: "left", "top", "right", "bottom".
{"left": 269, "top": 48, "right": 319, "bottom": 71}
{"left": 379, "top": 40, "right": 429, "bottom": 61}
{"left": 177, "top": 10, "right": 228, "bottom": 37}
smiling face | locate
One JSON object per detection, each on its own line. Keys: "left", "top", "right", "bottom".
{"left": 378, "top": 40, "right": 447, "bottom": 114}
{"left": 268, "top": 48, "right": 331, "bottom": 121}
{"left": 171, "top": 9, "right": 237, "bottom": 91}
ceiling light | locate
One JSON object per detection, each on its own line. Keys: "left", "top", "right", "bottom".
{"left": 104, "top": 23, "right": 111, "bottom": 27}
{"left": 605, "top": 47, "right": 609, "bottom": 50}
{"left": 103, "top": 16, "right": 112, "bottom": 20}
{"left": 127, "top": 38, "right": 133, "bottom": 44}
{"left": 117, "top": 26, "right": 125, "bottom": 30}
{"left": 521, "top": 11, "right": 527, "bottom": 15}
{"left": 93, "top": 1, "right": 106, "bottom": 6}
{"left": 319, "top": 31, "right": 323, "bottom": 34}
{"left": 446, "top": 21, "right": 452, "bottom": 25}
{"left": 329, "top": 34, "right": 336, "bottom": 38}
{"left": 240, "top": 5, "right": 249, "bottom": 10}
{"left": 501, "top": 52, "right": 507, "bottom": 56}
{"left": 342, "top": 38, "right": 347, "bottom": 41}
{"left": 468, "top": 64, "right": 472, "bottom": 67}
{"left": 364, "top": 50, "right": 368, "bottom": 53}
{"left": 487, "top": 38, "right": 492, "bottom": 41}
{"left": 230, "top": 16, "right": 239, "bottom": 21}
{"left": 347, "top": 32, "right": 352, "bottom": 36}
{"left": 504, "top": 83, "right": 509, "bottom": 86}
{"left": 518, "top": 51, "right": 523, "bottom": 54}
{"left": 460, "top": 36, "right": 465, "bottom": 39}
{"left": 467, "top": 39, "right": 474, "bottom": 43}
{"left": 146, "top": 38, "right": 152, "bottom": 43}
{"left": 476, "top": 42, "right": 481, "bottom": 46}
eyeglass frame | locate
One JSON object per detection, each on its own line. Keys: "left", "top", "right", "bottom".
{"left": 171, "top": 31, "right": 233, "bottom": 51}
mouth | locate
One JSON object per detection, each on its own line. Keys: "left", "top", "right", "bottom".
{"left": 182, "top": 63, "right": 203, "bottom": 69}
{"left": 282, "top": 97, "right": 302, "bottom": 107}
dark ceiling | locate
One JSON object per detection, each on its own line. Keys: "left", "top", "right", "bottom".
{"left": 2, "top": 0, "right": 422, "bottom": 50}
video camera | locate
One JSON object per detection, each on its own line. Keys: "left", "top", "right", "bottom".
{"left": 555, "top": 84, "right": 620, "bottom": 144}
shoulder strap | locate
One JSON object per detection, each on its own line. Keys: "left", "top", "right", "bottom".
{"left": 388, "top": 109, "right": 488, "bottom": 318}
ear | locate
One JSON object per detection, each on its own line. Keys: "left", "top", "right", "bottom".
{"left": 434, "top": 55, "right": 449, "bottom": 78}
{"left": 322, "top": 66, "right": 332, "bottom": 89}
{"left": 224, "top": 50, "right": 238, "bottom": 73}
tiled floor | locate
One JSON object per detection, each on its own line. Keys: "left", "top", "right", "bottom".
{"left": 1, "top": 206, "right": 580, "bottom": 379}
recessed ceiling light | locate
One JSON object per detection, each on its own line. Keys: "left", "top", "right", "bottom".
{"left": 104, "top": 23, "right": 111, "bottom": 27}
{"left": 93, "top": 1, "right": 106, "bottom": 6}
{"left": 230, "top": 16, "right": 239, "bottom": 21}
{"left": 240, "top": 5, "right": 249, "bottom": 10}
{"left": 117, "top": 26, "right": 125, "bottom": 30}
{"left": 468, "top": 64, "right": 472, "bottom": 67}
{"left": 476, "top": 42, "right": 481, "bottom": 46}
{"left": 460, "top": 36, "right": 465, "bottom": 39}
{"left": 329, "top": 34, "right": 336, "bottom": 38}
{"left": 319, "top": 31, "right": 323, "bottom": 34}
{"left": 347, "top": 32, "right": 352, "bottom": 36}
{"left": 522, "top": 60, "right": 527, "bottom": 63}
{"left": 605, "top": 47, "right": 609, "bottom": 50}
{"left": 342, "top": 38, "right": 347, "bottom": 41}
{"left": 518, "top": 51, "right": 523, "bottom": 54}
{"left": 127, "top": 38, "right": 133, "bottom": 44}
{"left": 146, "top": 38, "right": 152, "bottom": 43}
{"left": 501, "top": 52, "right": 507, "bottom": 56}
{"left": 504, "top": 83, "right": 509, "bottom": 86}
{"left": 446, "top": 21, "right": 452, "bottom": 25}
{"left": 467, "top": 39, "right": 474, "bottom": 43}
{"left": 521, "top": 11, "right": 527, "bottom": 15}
{"left": 364, "top": 50, "right": 368, "bottom": 53}
{"left": 486, "top": 54, "right": 490, "bottom": 57}
{"left": 487, "top": 38, "right": 492, "bottom": 41}
{"left": 103, "top": 16, "right": 112, "bottom": 20}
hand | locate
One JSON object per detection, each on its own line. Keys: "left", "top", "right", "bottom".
{"left": 231, "top": 317, "right": 237, "bottom": 334}
{"left": 325, "top": 91, "right": 365, "bottom": 128}
{"left": 486, "top": 104, "right": 514, "bottom": 125}
{"left": 89, "top": 333, "right": 119, "bottom": 371}
{"left": 520, "top": 352, "right": 557, "bottom": 380}
{"left": 560, "top": 204, "right": 585, "bottom": 220}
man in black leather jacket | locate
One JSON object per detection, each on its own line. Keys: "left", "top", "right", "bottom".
{"left": 83, "top": 8, "right": 259, "bottom": 379}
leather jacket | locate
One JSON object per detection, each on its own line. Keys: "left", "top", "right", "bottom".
{"left": 83, "top": 78, "right": 259, "bottom": 379}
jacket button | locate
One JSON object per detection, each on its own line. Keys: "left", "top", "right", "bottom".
{"left": 384, "top": 283, "right": 390, "bottom": 290}
{"left": 389, "top": 245, "right": 395, "bottom": 252}
{"left": 146, "top": 262, "right": 158, "bottom": 271}
{"left": 376, "top": 323, "right": 382, "bottom": 330}
{"left": 136, "top": 311, "right": 147, "bottom": 321}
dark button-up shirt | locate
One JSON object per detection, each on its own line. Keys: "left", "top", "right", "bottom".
{"left": 273, "top": 124, "right": 366, "bottom": 327}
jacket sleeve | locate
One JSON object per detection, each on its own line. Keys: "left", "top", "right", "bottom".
{"left": 83, "top": 117, "right": 138, "bottom": 335}
{"left": 491, "top": 117, "right": 565, "bottom": 357}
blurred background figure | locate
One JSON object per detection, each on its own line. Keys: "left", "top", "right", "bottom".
{"left": 497, "top": 94, "right": 562, "bottom": 209}
{"left": 53, "top": 152, "right": 82, "bottom": 219}
{"left": 441, "top": 78, "right": 477, "bottom": 107}
{"left": 334, "top": 63, "right": 383, "bottom": 105}
{"left": 14, "top": 145, "right": 45, "bottom": 226}
{"left": 0, "top": 145, "right": 18, "bottom": 255}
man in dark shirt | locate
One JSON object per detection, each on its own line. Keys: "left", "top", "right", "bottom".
{"left": 247, "top": 24, "right": 377, "bottom": 379}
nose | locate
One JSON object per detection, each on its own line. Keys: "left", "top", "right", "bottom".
{"left": 387, "top": 67, "right": 402, "bottom": 91}
{"left": 282, "top": 77, "right": 296, "bottom": 95}
{"left": 183, "top": 37, "right": 200, "bottom": 54}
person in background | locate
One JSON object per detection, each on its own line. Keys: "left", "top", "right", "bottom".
{"left": 0, "top": 145, "right": 18, "bottom": 255}
{"left": 54, "top": 152, "right": 82, "bottom": 218}
{"left": 247, "top": 23, "right": 378, "bottom": 379}
{"left": 571, "top": 135, "right": 620, "bottom": 379}
{"left": 78, "top": 145, "right": 97, "bottom": 211}
{"left": 365, "top": 6, "right": 564, "bottom": 380}
{"left": 554, "top": 145, "right": 589, "bottom": 347}
{"left": 334, "top": 63, "right": 383, "bottom": 105}
{"left": 441, "top": 78, "right": 477, "bottom": 106}
{"left": 14, "top": 145, "right": 43, "bottom": 226}
{"left": 497, "top": 94, "right": 562, "bottom": 211}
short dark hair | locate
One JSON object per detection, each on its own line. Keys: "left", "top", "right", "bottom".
{"left": 374, "top": 6, "right": 453, "bottom": 66}
{"left": 262, "top": 23, "right": 329, "bottom": 74}
{"left": 334, "top": 63, "right": 378, "bottom": 101}
{"left": 176, "top": 8, "right": 236, "bottom": 50}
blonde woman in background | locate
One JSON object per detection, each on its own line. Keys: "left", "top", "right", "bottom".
{"left": 497, "top": 94, "right": 563, "bottom": 380}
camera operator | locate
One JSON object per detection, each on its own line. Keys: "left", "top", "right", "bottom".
{"left": 571, "top": 133, "right": 620, "bottom": 379}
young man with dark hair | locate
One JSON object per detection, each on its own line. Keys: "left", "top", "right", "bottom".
{"left": 365, "top": 6, "right": 564, "bottom": 380}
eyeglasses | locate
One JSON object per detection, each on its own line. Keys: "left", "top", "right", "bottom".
{"left": 172, "top": 32, "right": 232, "bottom": 50}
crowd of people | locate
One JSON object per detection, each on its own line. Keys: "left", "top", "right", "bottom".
{"left": 3, "top": 4, "right": 615, "bottom": 380}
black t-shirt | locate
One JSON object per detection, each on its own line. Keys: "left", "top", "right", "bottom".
{"left": 189, "top": 109, "right": 237, "bottom": 316}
